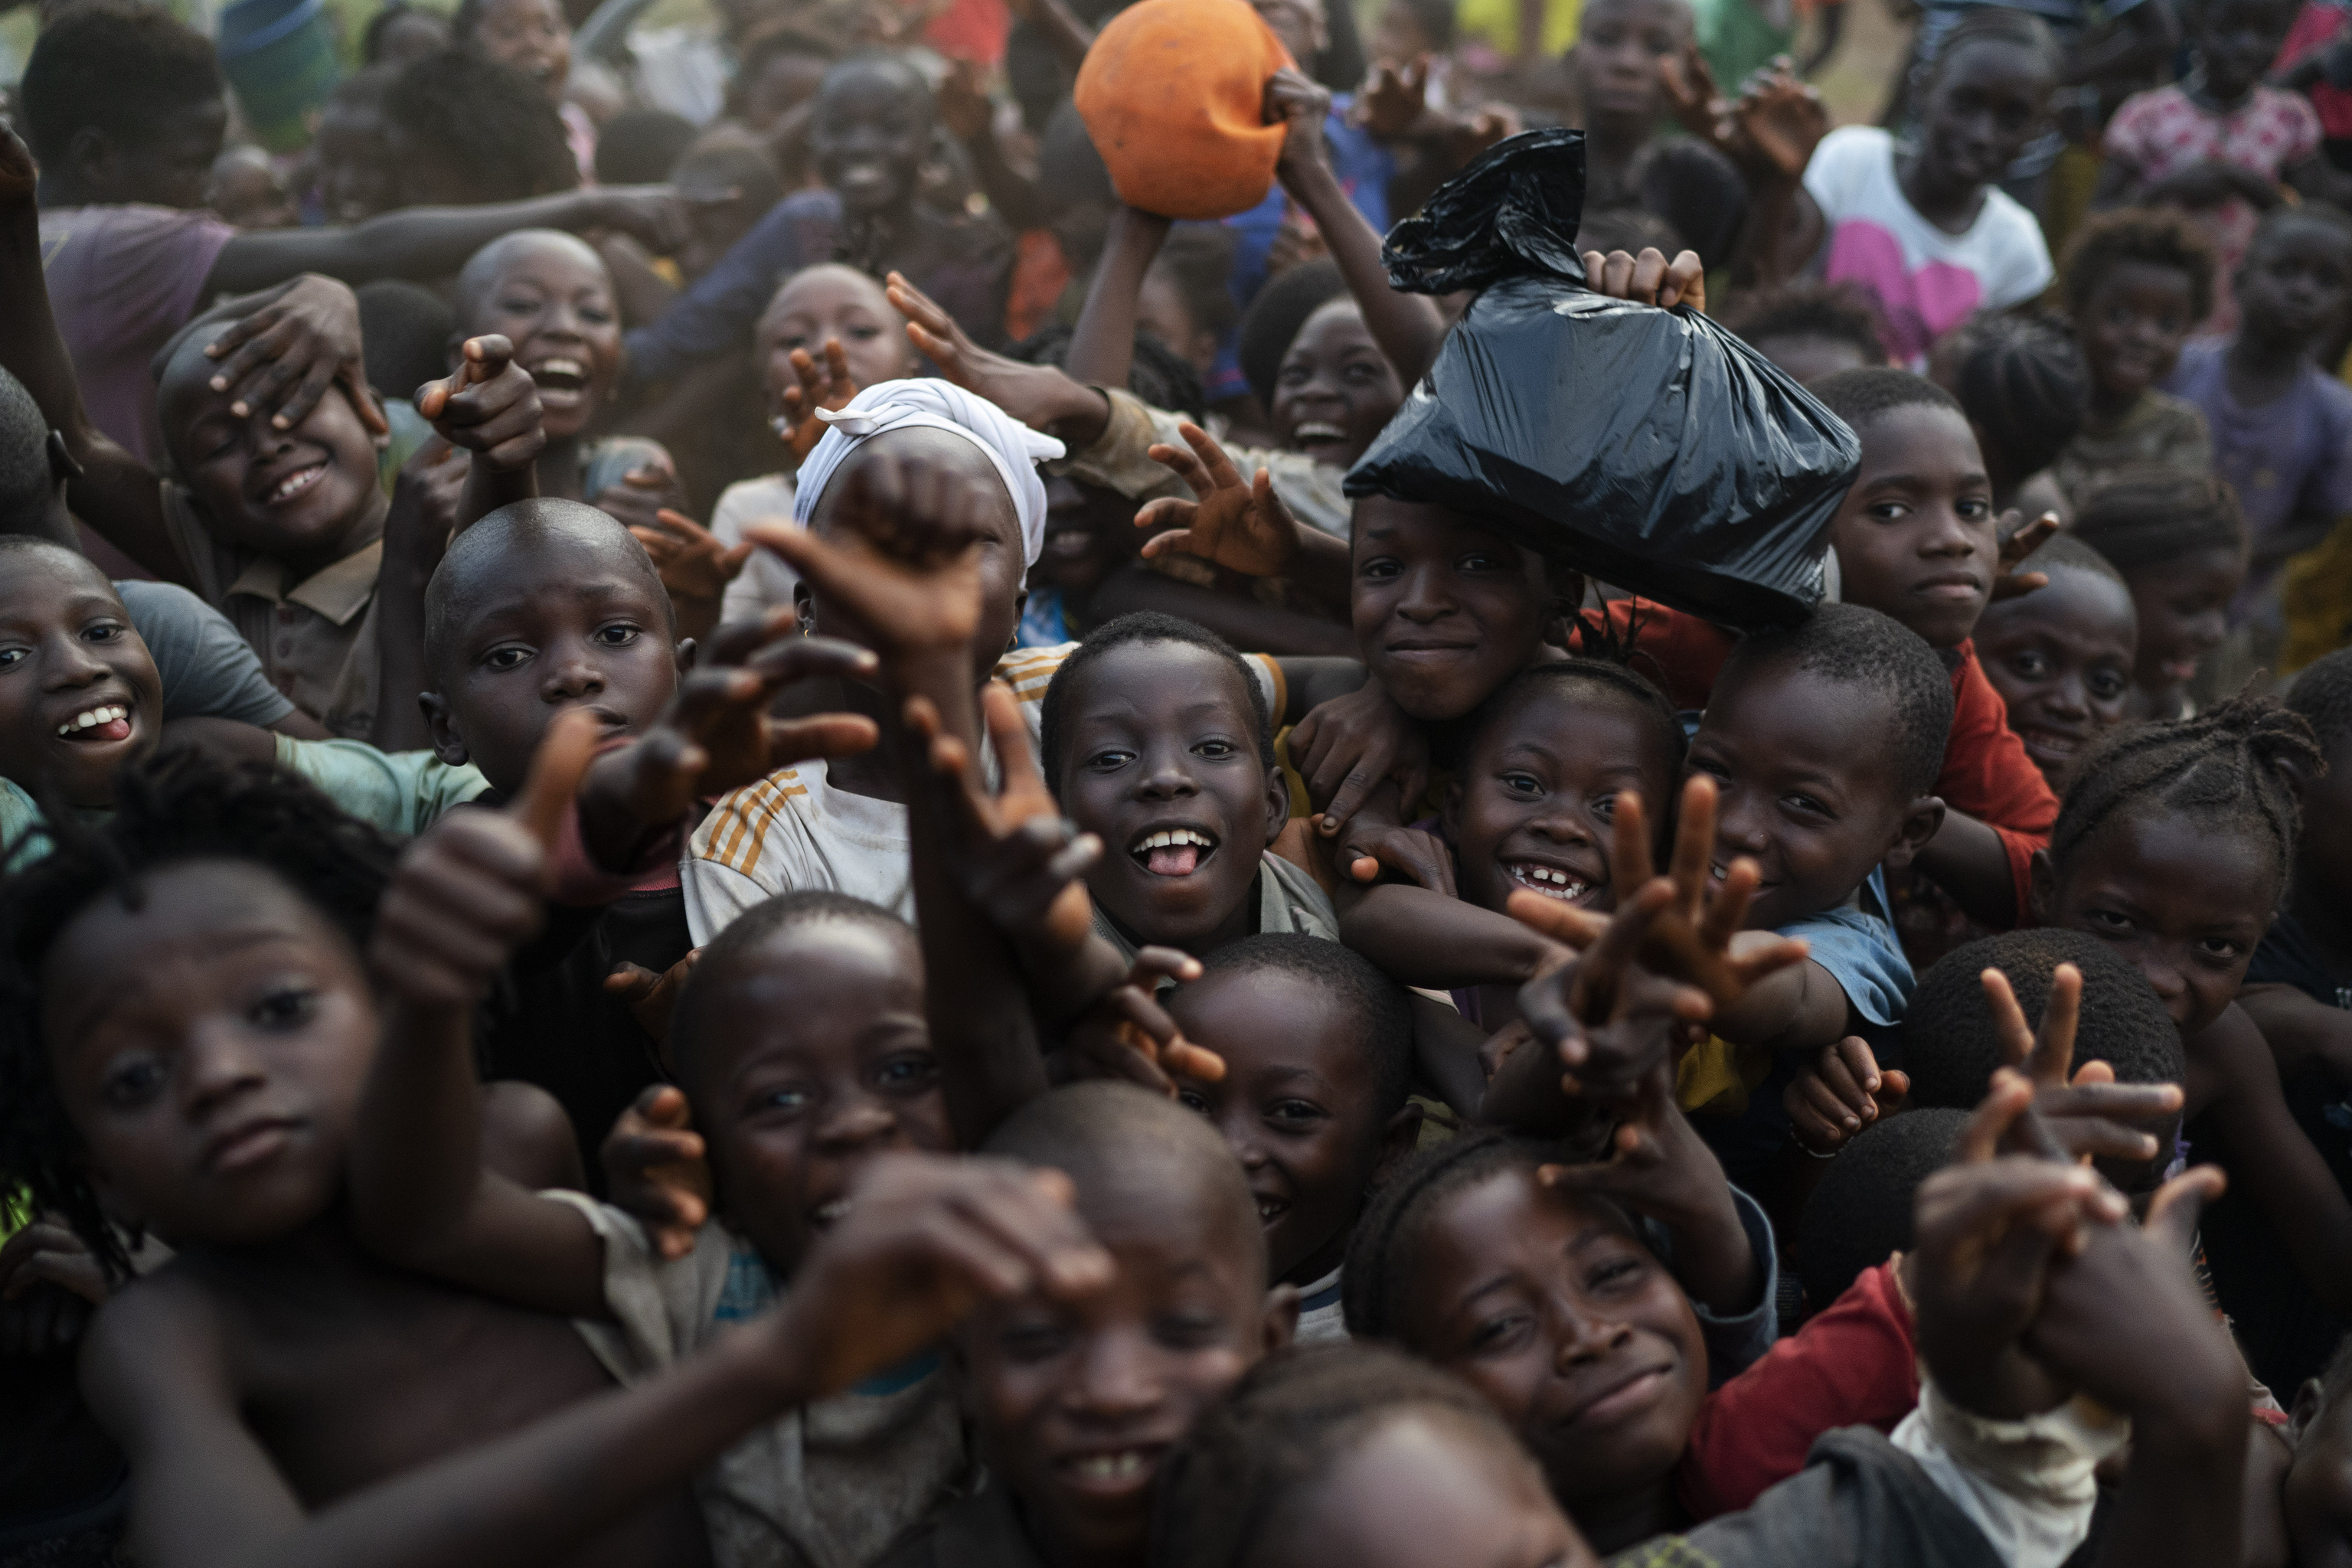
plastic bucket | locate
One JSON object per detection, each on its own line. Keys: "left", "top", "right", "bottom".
{"left": 218, "top": 0, "right": 341, "bottom": 154}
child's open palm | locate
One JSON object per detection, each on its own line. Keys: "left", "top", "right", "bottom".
{"left": 1729, "top": 62, "right": 1827, "bottom": 181}
{"left": 1136, "top": 421, "right": 1308, "bottom": 580}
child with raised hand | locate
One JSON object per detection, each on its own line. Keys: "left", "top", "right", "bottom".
{"left": 2029, "top": 695, "right": 2352, "bottom": 1328}
{"left": 1798, "top": 11, "right": 2060, "bottom": 367}
{"left": 709, "top": 265, "right": 918, "bottom": 628}
{"left": 2100, "top": 0, "right": 2350, "bottom": 336}
{"left": 2050, "top": 208, "right": 2220, "bottom": 507}
{"left": 0, "top": 740, "right": 1109, "bottom": 1568}
{"left": 1973, "top": 534, "right": 2140, "bottom": 786}
{"left": 2161, "top": 204, "right": 2352, "bottom": 642}
{"left": 452, "top": 0, "right": 596, "bottom": 179}
{"left": 2071, "top": 468, "right": 2249, "bottom": 720}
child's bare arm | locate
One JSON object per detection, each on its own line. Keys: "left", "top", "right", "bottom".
{"left": 1135, "top": 421, "right": 1354, "bottom": 601}
{"left": 1266, "top": 68, "right": 1447, "bottom": 386}
{"left": 1909, "top": 808, "right": 2020, "bottom": 930}
{"left": 1063, "top": 204, "right": 1174, "bottom": 397}
{"left": 87, "top": 1153, "right": 1106, "bottom": 1568}
{"left": 1341, "top": 882, "right": 1567, "bottom": 988}
{"left": 2194, "top": 1001, "right": 2352, "bottom": 1311}
{"left": 887, "top": 273, "right": 1115, "bottom": 450}
{"left": 0, "top": 123, "right": 182, "bottom": 580}
{"left": 348, "top": 713, "right": 612, "bottom": 1318}
{"left": 2237, "top": 982, "right": 2352, "bottom": 1087}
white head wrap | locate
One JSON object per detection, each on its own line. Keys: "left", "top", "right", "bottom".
{"left": 790, "top": 378, "right": 1067, "bottom": 569}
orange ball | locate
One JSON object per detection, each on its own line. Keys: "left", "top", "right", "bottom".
{"left": 1074, "top": 0, "right": 1297, "bottom": 221}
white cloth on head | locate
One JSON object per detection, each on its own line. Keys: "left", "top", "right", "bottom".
{"left": 790, "top": 378, "right": 1066, "bottom": 569}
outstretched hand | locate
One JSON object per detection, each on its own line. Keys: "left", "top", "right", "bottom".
{"left": 1979, "top": 963, "right": 2185, "bottom": 1168}
{"left": 887, "top": 271, "right": 1104, "bottom": 442}
{"left": 600, "top": 1083, "right": 714, "bottom": 1261}
{"left": 207, "top": 274, "right": 387, "bottom": 437}
{"left": 1510, "top": 874, "right": 1709, "bottom": 1105}
{"left": 1057, "top": 946, "right": 1230, "bottom": 1094}
{"left": 1135, "top": 420, "right": 1307, "bottom": 579}
{"left": 1990, "top": 509, "right": 2062, "bottom": 602}
{"left": 776, "top": 338, "right": 861, "bottom": 462}
{"left": 777, "top": 1152, "right": 1112, "bottom": 1396}
{"left": 373, "top": 707, "right": 602, "bottom": 1009}
{"left": 416, "top": 334, "right": 546, "bottom": 472}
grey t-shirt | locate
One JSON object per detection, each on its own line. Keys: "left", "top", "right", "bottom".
{"left": 116, "top": 579, "right": 296, "bottom": 727}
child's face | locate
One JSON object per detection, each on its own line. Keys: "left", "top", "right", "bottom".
{"left": 1034, "top": 475, "right": 1141, "bottom": 598}
{"left": 1272, "top": 302, "right": 1404, "bottom": 470}
{"left": 2037, "top": 810, "right": 2279, "bottom": 1035}
{"left": 1352, "top": 497, "right": 1551, "bottom": 723}
{"left": 1398, "top": 1164, "right": 1706, "bottom": 1511}
{"left": 755, "top": 266, "right": 913, "bottom": 422}
{"left": 1974, "top": 566, "right": 2138, "bottom": 782}
{"left": 809, "top": 63, "right": 932, "bottom": 218}
{"left": 1571, "top": 0, "right": 1692, "bottom": 132}
{"left": 956, "top": 1168, "right": 1284, "bottom": 1565}
{"left": 1276, "top": 1409, "right": 1603, "bottom": 1568}
{"left": 679, "top": 918, "right": 950, "bottom": 1277}
{"left": 161, "top": 364, "right": 386, "bottom": 567}
{"left": 1253, "top": 0, "right": 1330, "bottom": 65}
{"left": 2286, "top": 1380, "right": 2352, "bottom": 1568}
{"left": 466, "top": 239, "right": 624, "bottom": 443}
{"left": 1056, "top": 641, "right": 1289, "bottom": 953}
{"left": 1687, "top": 657, "right": 1936, "bottom": 930}
{"left": 742, "top": 49, "right": 831, "bottom": 132}
{"left": 1829, "top": 404, "right": 1998, "bottom": 651}
{"left": 2236, "top": 221, "right": 2352, "bottom": 352}
{"left": 422, "top": 522, "right": 684, "bottom": 796}
{"left": 318, "top": 98, "right": 396, "bottom": 224}
{"left": 43, "top": 861, "right": 375, "bottom": 1250}
{"left": 2078, "top": 260, "right": 2198, "bottom": 403}
{"left": 0, "top": 550, "right": 163, "bottom": 810}
{"left": 1916, "top": 40, "right": 2056, "bottom": 193}
{"left": 1168, "top": 965, "right": 1419, "bottom": 1286}
{"left": 472, "top": 0, "right": 570, "bottom": 98}
{"left": 1449, "top": 683, "right": 1679, "bottom": 917}
{"left": 2193, "top": 0, "right": 2299, "bottom": 102}
{"left": 2122, "top": 545, "right": 2242, "bottom": 703}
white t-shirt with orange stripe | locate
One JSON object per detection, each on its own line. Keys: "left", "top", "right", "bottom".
{"left": 682, "top": 643, "right": 1283, "bottom": 943}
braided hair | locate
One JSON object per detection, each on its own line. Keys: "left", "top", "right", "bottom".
{"left": 1150, "top": 1341, "right": 1517, "bottom": 1568}
{"left": 1936, "top": 311, "right": 2089, "bottom": 484}
{"left": 2047, "top": 693, "right": 2322, "bottom": 899}
{"left": 1343, "top": 1129, "right": 1563, "bottom": 1341}
{"left": 0, "top": 753, "right": 401, "bottom": 1280}
{"left": 2070, "top": 467, "right": 2246, "bottom": 575}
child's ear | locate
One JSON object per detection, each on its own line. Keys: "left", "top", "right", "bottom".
{"left": 1260, "top": 1282, "right": 1301, "bottom": 1352}
{"left": 419, "top": 691, "right": 469, "bottom": 767}
{"left": 2291, "top": 1376, "right": 2327, "bottom": 1445}
{"left": 1881, "top": 795, "right": 1946, "bottom": 869}
{"left": 2027, "top": 847, "right": 2057, "bottom": 926}
{"left": 674, "top": 637, "right": 697, "bottom": 675}
{"left": 1259, "top": 759, "right": 1290, "bottom": 848}
{"left": 794, "top": 580, "right": 818, "bottom": 639}
{"left": 1372, "top": 1100, "right": 1425, "bottom": 1184}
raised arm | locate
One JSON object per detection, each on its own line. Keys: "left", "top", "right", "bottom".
{"left": 347, "top": 712, "right": 612, "bottom": 1319}
{"left": 1063, "top": 206, "right": 1176, "bottom": 396}
{"left": 201, "top": 188, "right": 688, "bottom": 297}
{"left": 1266, "top": 70, "right": 1446, "bottom": 387}
{"left": 0, "top": 123, "right": 182, "bottom": 580}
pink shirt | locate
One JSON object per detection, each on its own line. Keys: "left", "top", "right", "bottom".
{"left": 38, "top": 204, "right": 237, "bottom": 465}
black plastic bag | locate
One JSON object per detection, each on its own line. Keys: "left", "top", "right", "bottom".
{"left": 1351, "top": 129, "right": 1858, "bottom": 629}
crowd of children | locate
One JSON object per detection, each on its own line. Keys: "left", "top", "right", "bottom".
{"left": 5, "top": 0, "right": 2352, "bottom": 1560}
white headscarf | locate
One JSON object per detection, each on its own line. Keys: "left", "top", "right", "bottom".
{"left": 790, "top": 378, "right": 1067, "bottom": 568}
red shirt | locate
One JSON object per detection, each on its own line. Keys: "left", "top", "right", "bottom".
{"left": 1679, "top": 1259, "right": 1919, "bottom": 1520}
{"left": 1575, "top": 600, "right": 2058, "bottom": 920}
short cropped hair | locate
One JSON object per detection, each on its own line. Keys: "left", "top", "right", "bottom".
{"left": 1192, "top": 934, "right": 1416, "bottom": 1116}
{"left": 2062, "top": 207, "right": 2219, "bottom": 325}
{"left": 1795, "top": 1107, "right": 1966, "bottom": 1308}
{"left": 1720, "top": 283, "right": 1892, "bottom": 368}
{"left": 667, "top": 890, "right": 914, "bottom": 1081}
{"left": 19, "top": 2, "right": 222, "bottom": 168}
{"left": 1808, "top": 366, "right": 1967, "bottom": 436}
{"left": 1722, "top": 603, "right": 1956, "bottom": 797}
{"left": 1038, "top": 612, "right": 1275, "bottom": 785}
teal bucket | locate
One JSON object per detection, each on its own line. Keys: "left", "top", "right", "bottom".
{"left": 218, "top": 0, "right": 341, "bottom": 154}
